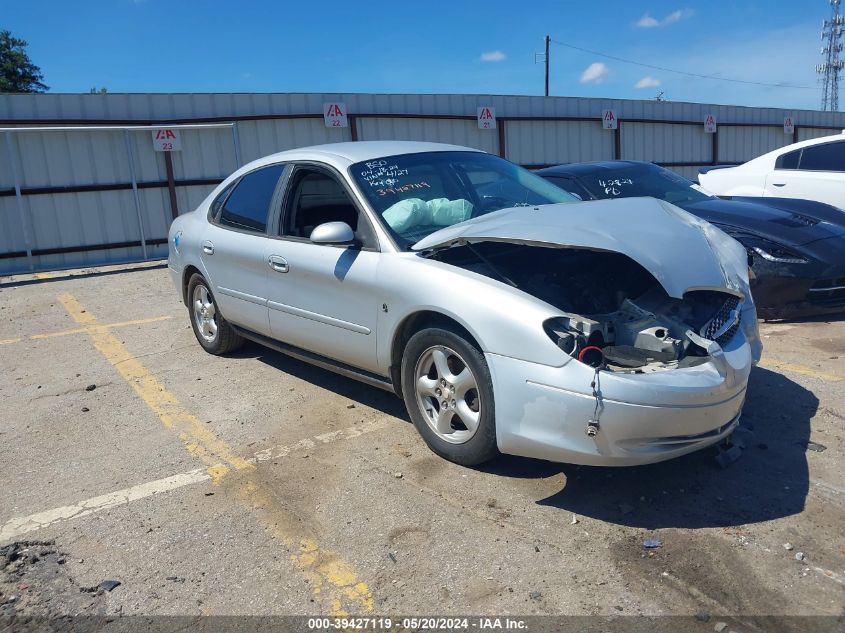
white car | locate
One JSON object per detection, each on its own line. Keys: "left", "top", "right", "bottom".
{"left": 699, "top": 133, "right": 845, "bottom": 209}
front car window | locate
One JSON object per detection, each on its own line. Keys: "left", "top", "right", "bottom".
{"left": 350, "top": 151, "right": 576, "bottom": 248}
{"left": 574, "top": 164, "right": 713, "bottom": 205}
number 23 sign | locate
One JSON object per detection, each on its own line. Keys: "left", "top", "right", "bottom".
{"left": 151, "top": 129, "right": 182, "bottom": 152}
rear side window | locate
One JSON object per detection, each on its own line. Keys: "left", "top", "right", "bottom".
{"left": 775, "top": 149, "right": 800, "bottom": 170}
{"left": 799, "top": 141, "right": 845, "bottom": 172}
{"left": 218, "top": 165, "right": 284, "bottom": 232}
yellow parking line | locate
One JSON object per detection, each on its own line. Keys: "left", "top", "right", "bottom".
{"left": 0, "top": 316, "right": 174, "bottom": 346}
{"left": 759, "top": 358, "right": 842, "bottom": 383}
{"left": 30, "top": 315, "right": 174, "bottom": 340}
{"left": 57, "top": 292, "right": 373, "bottom": 615}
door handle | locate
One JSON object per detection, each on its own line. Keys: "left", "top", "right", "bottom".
{"left": 201, "top": 240, "right": 214, "bottom": 255}
{"left": 268, "top": 255, "right": 289, "bottom": 273}
{"left": 771, "top": 182, "right": 786, "bottom": 187}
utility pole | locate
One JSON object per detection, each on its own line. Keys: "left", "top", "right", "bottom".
{"left": 544, "top": 35, "right": 550, "bottom": 97}
{"left": 818, "top": 0, "right": 844, "bottom": 111}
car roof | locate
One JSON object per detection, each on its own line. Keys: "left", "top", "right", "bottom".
{"left": 537, "top": 160, "right": 655, "bottom": 177}
{"left": 241, "top": 141, "right": 483, "bottom": 173}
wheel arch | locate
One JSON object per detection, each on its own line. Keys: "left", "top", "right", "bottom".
{"left": 181, "top": 265, "right": 203, "bottom": 306}
{"left": 389, "top": 310, "right": 483, "bottom": 396}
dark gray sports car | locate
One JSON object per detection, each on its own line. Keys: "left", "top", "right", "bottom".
{"left": 539, "top": 161, "right": 845, "bottom": 320}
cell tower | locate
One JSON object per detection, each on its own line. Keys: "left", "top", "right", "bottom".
{"left": 818, "top": 0, "right": 844, "bottom": 111}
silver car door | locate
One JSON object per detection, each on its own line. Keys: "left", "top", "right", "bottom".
{"left": 199, "top": 164, "right": 286, "bottom": 336}
{"left": 266, "top": 164, "right": 382, "bottom": 373}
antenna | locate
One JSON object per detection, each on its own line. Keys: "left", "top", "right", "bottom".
{"left": 535, "top": 35, "right": 550, "bottom": 96}
{"left": 818, "top": 0, "right": 844, "bottom": 111}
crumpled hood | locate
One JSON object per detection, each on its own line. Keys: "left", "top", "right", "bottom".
{"left": 412, "top": 197, "right": 750, "bottom": 300}
{"left": 684, "top": 197, "right": 845, "bottom": 247}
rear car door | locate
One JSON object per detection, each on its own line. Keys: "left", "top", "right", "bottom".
{"left": 200, "top": 164, "right": 286, "bottom": 336}
{"left": 265, "top": 164, "right": 382, "bottom": 373}
{"left": 765, "top": 141, "right": 845, "bottom": 207}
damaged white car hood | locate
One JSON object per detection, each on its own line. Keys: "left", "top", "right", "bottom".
{"left": 412, "top": 197, "right": 750, "bottom": 300}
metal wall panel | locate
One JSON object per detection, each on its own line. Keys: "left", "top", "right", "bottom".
{"left": 3, "top": 92, "right": 845, "bottom": 276}
{"left": 717, "top": 125, "right": 791, "bottom": 163}
{"left": 32, "top": 245, "right": 147, "bottom": 273}
{"left": 13, "top": 129, "right": 130, "bottom": 188}
{"left": 504, "top": 120, "right": 612, "bottom": 165}
{"left": 620, "top": 122, "right": 710, "bottom": 163}
{"left": 236, "top": 118, "right": 351, "bottom": 164}
{"left": 4, "top": 93, "right": 844, "bottom": 128}
{"left": 665, "top": 166, "right": 701, "bottom": 181}
{"left": 797, "top": 127, "right": 842, "bottom": 142}
{"left": 0, "top": 197, "right": 27, "bottom": 255}
{"left": 25, "top": 190, "right": 141, "bottom": 251}
{"left": 168, "top": 127, "right": 238, "bottom": 181}
{"left": 357, "top": 118, "right": 498, "bottom": 154}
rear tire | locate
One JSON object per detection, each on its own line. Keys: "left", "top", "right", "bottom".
{"left": 187, "top": 273, "right": 243, "bottom": 355}
{"left": 401, "top": 326, "right": 498, "bottom": 466}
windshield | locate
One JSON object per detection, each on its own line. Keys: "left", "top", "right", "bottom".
{"left": 351, "top": 151, "right": 577, "bottom": 247}
{"left": 577, "top": 164, "right": 713, "bottom": 206}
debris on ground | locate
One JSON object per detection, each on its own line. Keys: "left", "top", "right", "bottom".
{"left": 0, "top": 541, "right": 112, "bottom": 617}
{"left": 783, "top": 543, "right": 794, "bottom": 551}
{"left": 805, "top": 441, "right": 827, "bottom": 453}
{"left": 393, "top": 472, "right": 403, "bottom": 479}
{"left": 98, "top": 580, "right": 120, "bottom": 592}
{"left": 795, "top": 552, "right": 806, "bottom": 561}
{"left": 570, "top": 514, "right": 579, "bottom": 525}
{"left": 346, "top": 403, "right": 356, "bottom": 409}
{"left": 388, "top": 552, "right": 397, "bottom": 563}
{"left": 486, "top": 498, "right": 497, "bottom": 508}
{"left": 528, "top": 591, "right": 542, "bottom": 601}
{"left": 84, "top": 384, "right": 96, "bottom": 391}
{"left": 695, "top": 611, "right": 711, "bottom": 622}
{"left": 714, "top": 622, "right": 727, "bottom": 632}
{"left": 715, "top": 444, "right": 743, "bottom": 468}
{"left": 730, "top": 426, "right": 755, "bottom": 450}
{"left": 643, "top": 539, "right": 663, "bottom": 549}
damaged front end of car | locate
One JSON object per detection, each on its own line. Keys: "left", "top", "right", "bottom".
{"left": 413, "top": 198, "right": 762, "bottom": 465}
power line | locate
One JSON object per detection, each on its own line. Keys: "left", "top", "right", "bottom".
{"left": 550, "top": 38, "right": 815, "bottom": 90}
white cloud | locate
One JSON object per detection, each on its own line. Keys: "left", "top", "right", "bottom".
{"left": 580, "top": 62, "right": 609, "bottom": 84}
{"left": 480, "top": 51, "right": 506, "bottom": 62}
{"left": 636, "top": 14, "right": 659, "bottom": 27}
{"left": 634, "top": 76, "right": 661, "bottom": 89}
{"left": 636, "top": 9, "right": 692, "bottom": 28}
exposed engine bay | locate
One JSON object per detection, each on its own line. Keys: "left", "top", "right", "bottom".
{"left": 434, "top": 242, "right": 743, "bottom": 372}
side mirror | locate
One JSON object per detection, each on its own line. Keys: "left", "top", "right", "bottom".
{"left": 310, "top": 221, "right": 355, "bottom": 245}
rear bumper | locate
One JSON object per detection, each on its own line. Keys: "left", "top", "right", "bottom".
{"left": 487, "top": 323, "right": 754, "bottom": 466}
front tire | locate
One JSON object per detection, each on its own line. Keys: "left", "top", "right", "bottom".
{"left": 187, "top": 273, "right": 243, "bottom": 355}
{"left": 401, "top": 326, "right": 498, "bottom": 466}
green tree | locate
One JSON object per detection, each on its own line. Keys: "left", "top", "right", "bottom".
{"left": 0, "top": 30, "right": 48, "bottom": 93}
{"left": 89, "top": 86, "right": 108, "bottom": 94}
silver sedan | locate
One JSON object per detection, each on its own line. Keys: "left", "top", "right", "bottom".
{"left": 168, "top": 141, "right": 762, "bottom": 467}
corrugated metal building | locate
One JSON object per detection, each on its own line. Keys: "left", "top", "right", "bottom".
{"left": 2, "top": 92, "right": 844, "bottom": 274}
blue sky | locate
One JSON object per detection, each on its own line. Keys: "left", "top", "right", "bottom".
{"left": 1, "top": 0, "right": 833, "bottom": 110}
